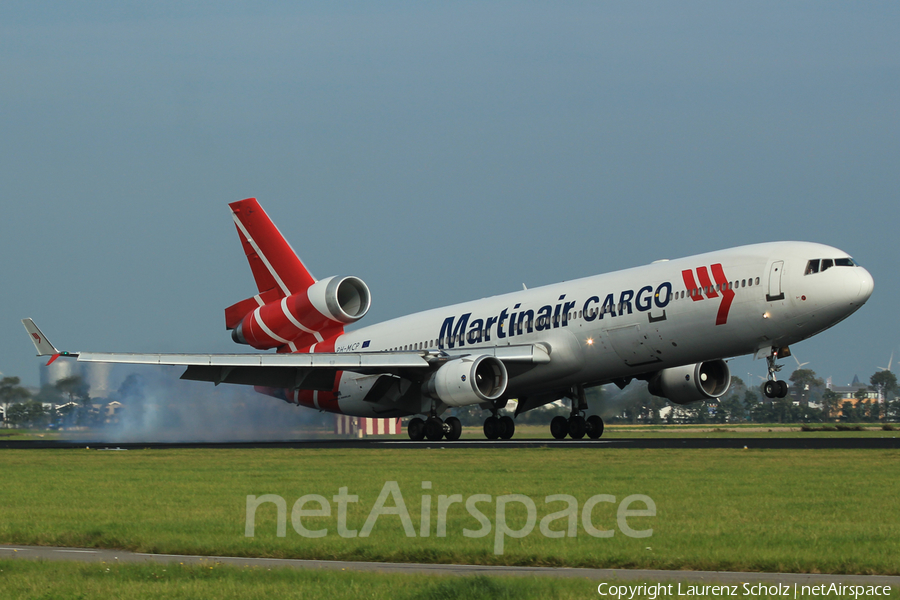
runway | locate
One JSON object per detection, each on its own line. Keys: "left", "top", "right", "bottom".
{"left": 1, "top": 544, "right": 897, "bottom": 587}
{"left": 1, "top": 437, "right": 898, "bottom": 450}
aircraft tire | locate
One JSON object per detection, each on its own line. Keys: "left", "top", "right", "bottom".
{"left": 424, "top": 417, "right": 444, "bottom": 441}
{"left": 586, "top": 415, "right": 604, "bottom": 439}
{"left": 408, "top": 417, "right": 426, "bottom": 441}
{"left": 568, "top": 416, "right": 586, "bottom": 440}
{"left": 777, "top": 380, "right": 789, "bottom": 398}
{"left": 498, "top": 416, "right": 515, "bottom": 440}
{"left": 763, "top": 380, "right": 777, "bottom": 398}
{"left": 550, "top": 416, "right": 568, "bottom": 440}
{"left": 483, "top": 416, "right": 500, "bottom": 440}
{"left": 444, "top": 416, "right": 462, "bottom": 441}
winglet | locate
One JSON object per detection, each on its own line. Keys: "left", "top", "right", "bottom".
{"left": 22, "top": 318, "right": 63, "bottom": 358}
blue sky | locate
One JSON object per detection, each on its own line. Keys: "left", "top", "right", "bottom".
{"left": 2, "top": 2, "right": 897, "bottom": 390}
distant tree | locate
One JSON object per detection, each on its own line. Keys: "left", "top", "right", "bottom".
{"left": 865, "top": 399, "right": 882, "bottom": 422}
{"left": 841, "top": 401, "right": 860, "bottom": 422}
{"left": 820, "top": 389, "right": 841, "bottom": 420}
{"left": 720, "top": 394, "right": 746, "bottom": 422}
{"left": 790, "top": 369, "right": 825, "bottom": 390}
{"left": 55, "top": 375, "right": 95, "bottom": 426}
{"left": 0, "top": 377, "right": 31, "bottom": 427}
{"left": 870, "top": 371, "right": 898, "bottom": 402}
{"left": 56, "top": 375, "right": 90, "bottom": 406}
{"left": 6, "top": 400, "right": 48, "bottom": 428}
{"left": 743, "top": 389, "right": 760, "bottom": 419}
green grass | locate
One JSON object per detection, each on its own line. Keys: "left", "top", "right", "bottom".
{"left": 460, "top": 423, "right": 900, "bottom": 439}
{"left": 0, "top": 560, "right": 590, "bottom": 600}
{"left": 1, "top": 448, "right": 899, "bottom": 575}
{"left": 3, "top": 561, "right": 897, "bottom": 600}
{"left": 4, "top": 422, "right": 897, "bottom": 441}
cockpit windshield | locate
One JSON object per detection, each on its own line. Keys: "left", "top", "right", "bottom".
{"left": 805, "top": 257, "right": 857, "bottom": 275}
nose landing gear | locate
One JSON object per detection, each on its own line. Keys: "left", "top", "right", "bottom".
{"left": 762, "top": 349, "right": 790, "bottom": 399}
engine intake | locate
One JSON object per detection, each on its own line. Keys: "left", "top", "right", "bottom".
{"left": 307, "top": 276, "right": 371, "bottom": 324}
{"left": 423, "top": 356, "right": 508, "bottom": 408}
{"left": 231, "top": 275, "right": 371, "bottom": 349}
{"left": 647, "top": 360, "right": 731, "bottom": 405}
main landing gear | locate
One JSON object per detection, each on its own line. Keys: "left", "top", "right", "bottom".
{"left": 483, "top": 413, "right": 515, "bottom": 440}
{"left": 762, "top": 350, "right": 790, "bottom": 399}
{"left": 407, "top": 415, "right": 462, "bottom": 441}
{"left": 550, "top": 385, "right": 604, "bottom": 440}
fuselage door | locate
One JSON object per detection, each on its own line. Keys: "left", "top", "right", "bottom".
{"left": 766, "top": 260, "right": 785, "bottom": 302}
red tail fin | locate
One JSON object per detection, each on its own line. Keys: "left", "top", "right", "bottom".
{"left": 229, "top": 198, "right": 315, "bottom": 296}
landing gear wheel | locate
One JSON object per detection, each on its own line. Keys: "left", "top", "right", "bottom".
{"left": 408, "top": 417, "right": 425, "bottom": 441}
{"left": 483, "top": 416, "right": 500, "bottom": 440}
{"left": 444, "top": 416, "right": 462, "bottom": 441}
{"left": 777, "top": 380, "right": 789, "bottom": 398}
{"left": 424, "top": 417, "right": 444, "bottom": 441}
{"left": 763, "top": 380, "right": 777, "bottom": 399}
{"left": 550, "top": 416, "right": 568, "bottom": 440}
{"left": 498, "top": 416, "right": 516, "bottom": 440}
{"left": 586, "top": 415, "right": 604, "bottom": 439}
{"left": 568, "top": 416, "right": 586, "bottom": 440}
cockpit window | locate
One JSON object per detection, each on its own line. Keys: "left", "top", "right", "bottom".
{"left": 805, "top": 260, "right": 820, "bottom": 275}
{"left": 806, "top": 257, "right": 857, "bottom": 274}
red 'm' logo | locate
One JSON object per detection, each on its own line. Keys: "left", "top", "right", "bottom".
{"left": 681, "top": 264, "right": 735, "bottom": 325}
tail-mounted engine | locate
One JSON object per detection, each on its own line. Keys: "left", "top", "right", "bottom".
{"left": 423, "top": 355, "right": 509, "bottom": 408}
{"left": 647, "top": 360, "right": 731, "bottom": 405}
{"left": 229, "top": 275, "right": 371, "bottom": 350}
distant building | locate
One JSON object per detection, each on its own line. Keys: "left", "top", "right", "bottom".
{"left": 40, "top": 361, "right": 119, "bottom": 400}
{"left": 826, "top": 376, "right": 881, "bottom": 406}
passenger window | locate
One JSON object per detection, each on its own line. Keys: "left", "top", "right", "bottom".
{"left": 821, "top": 259, "right": 833, "bottom": 271}
{"left": 755, "top": 277, "right": 760, "bottom": 285}
{"left": 805, "top": 260, "right": 820, "bottom": 275}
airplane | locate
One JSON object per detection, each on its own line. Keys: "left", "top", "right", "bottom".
{"left": 23, "top": 198, "right": 874, "bottom": 441}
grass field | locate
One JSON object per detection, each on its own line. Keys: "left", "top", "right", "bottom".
{"left": 3, "top": 422, "right": 898, "bottom": 441}
{"left": 12, "top": 561, "right": 894, "bottom": 600}
{"left": 1, "top": 447, "right": 898, "bottom": 576}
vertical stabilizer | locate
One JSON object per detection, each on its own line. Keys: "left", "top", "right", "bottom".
{"left": 229, "top": 198, "right": 316, "bottom": 297}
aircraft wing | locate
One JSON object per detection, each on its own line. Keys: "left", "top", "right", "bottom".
{"left": 22, "top": 319, "right": 550, "bottom": 391}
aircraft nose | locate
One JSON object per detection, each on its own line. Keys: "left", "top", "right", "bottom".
{"left": 857, "top": 267, "right": 874, "bottom": 302}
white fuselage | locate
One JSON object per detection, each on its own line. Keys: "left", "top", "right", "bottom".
{"left": 323, "top": 241, "right": 873, "bottom": 417}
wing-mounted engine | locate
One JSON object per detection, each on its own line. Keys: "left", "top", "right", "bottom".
{"left": 229, "top": 275, "right": 371, "bottom": 350}
{"left": 422, "top": 355, "right": 509, "bottom": 407}
{"left": 647, "top": 360, "right": 731, "bottom": 405}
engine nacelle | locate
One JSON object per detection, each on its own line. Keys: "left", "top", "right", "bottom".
{"left": 423, "top": 356, "right": 508, "bottom": 408}
{"left": 307, "top": 276, "right": 371, "bottom": 324}
{"left": 647, "top": 360, "right": 731, "bottom": 405}
{"left": 232, "top": 275, "right": 371, "bottom": 349}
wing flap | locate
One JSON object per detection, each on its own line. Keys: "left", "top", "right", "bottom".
{"left": 75, "top": 351, "right": 431, "bottom": 369}
{"left": 180, "top": 365, "right": 339, "bottom": 390}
